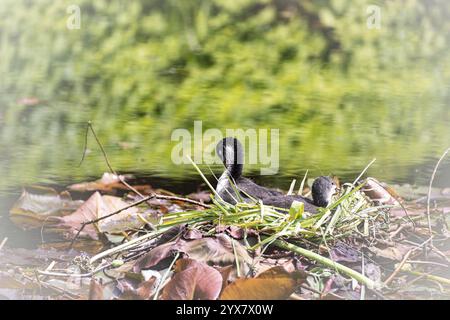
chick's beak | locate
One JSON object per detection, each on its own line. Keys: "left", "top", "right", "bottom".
{"left": 333, "top": 186, "right": 340, "bottom": 195}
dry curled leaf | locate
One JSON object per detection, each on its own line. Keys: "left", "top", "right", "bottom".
{"left": 215, "top": 265, "right": 234, "bottom": 292}
{"left": 177, "top": 234, "right": 252, "bottom": 274}
{"left": 220, "top": 266, "right": 307, "bottom": 300}
{"left": 116, "top": 277, "right": 157, "bottom": 300}
{"left": 134, "top": 241, "right": 179, "bottom": 272}
{"left": 88, "top": 278, "right": 104, "bottom": 300}
{"left": 369, "top": 243, "right": 413, "bottom": 261}
{"left": 51, "top": 192, "right": 154, "bottom": 240}
{"left": 9, "top": 187, "right": 83, "bottom": 230}
{"left": 362, "top": 178, "right": 399, "bottom": 205}
{"left": 161, "top": 259, "right": 222, "bottom": 300}
{"left": 133, "top": 234, "right": 252, "bottom": 275}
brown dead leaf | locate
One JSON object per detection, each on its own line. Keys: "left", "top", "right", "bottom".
{"left": 161, "top": 259, "right": 222, "bottom": 300}
{"left": 134, "top": 234, "right": 252, "bottom": 275}
{"left": 9, "top": 187, "right": 83, "bottom": 230}
{"left": 52, "top": 192, "right": 150, "bottom": 240}
{"left": 134, "top": 241, "right": 179, "bottom": 272}
{"left": 183, "top": 228, "right": 204, "bottom": 240}
{"left": 136, "top": 278, "right": 157, "bottom": 300}
{"left": 215, "top": 265, "right": 234, "bottom": 291}
{"left": 369, "top": 244, "right": 413, "bottom": 261}
{"left": 88, "top": 278, "right": 104, "bottom": 300}
{"left": 116, "top": 277, "right": 157, "bottom": 300}
{"left": 53, "top": 192, "right": 103, "bottom": 239}
{"left": 220, "top": 266, "right": 307, "bottom": 300}
{"left": 362, "top": 178, "right": 399, "bottom": 205}
{"left": 176, "top": 234, "right": 252, "bottom": 274}
{"left": 330, "top": 242, "right": 360, "bottom": 262}
{"left": 68, "top": 173, "right": 152, "bottom": 194}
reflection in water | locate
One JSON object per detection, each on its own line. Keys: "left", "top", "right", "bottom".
{"left": 0, "top": 0, "right": 449, "bottom": 194}
{"left": 1, "top": 90, "right": 449, "bottom": 194}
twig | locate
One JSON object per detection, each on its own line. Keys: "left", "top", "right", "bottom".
{"left": 84, "top": 121, "right": 147, "bottom": 198}
{"left": 352, "top": 158, "right": 376, "bottom": 186}
{"left": 36, "top": 270, "right": 95, "bottom": 278}
{"left": 153, "top": 252, "right": 180, "bottom": 300}
{"left": 39, "top": 261, "right": 57, "bottom": 282}
{"left": 85, "top": 121, "right": 115, "bottom": 177}
{"left": 390, "top": 224, "right": 407, "bottom": 239}
{"left": 401, "top": 237, "right": 449, "bottom": 264}
{"left": 78, "top": 122, "right": 90, "bottom": 167}
{"left": 20, "top": 272, "right": 80, "bottom": 299}
{"left": 0, "top": 237, "right": 8, "bottom": 250}
{"left": 360, "top": 254, "right": 365, "bottom": 300}
{"left": 383, "top": 249, "right": 413, "bottom": 286}
{"left": 299, "top": 283, "right": 322, "bottom": 295}
{"left": 429, "top": 243, "right": 450, "bottom": 264}
{"left": 401, "top": 268, "right": 450, "bottom": 286}
{"left": 37, "top": 261, "right": 111, "bottom": 278}
{"left": 406, "top": 260, "right": 449, "bottom": 268}
{"left": 154, "top": 194, "right": 211, "bottom": 208}
{"left": 426, "top": 147, "right": 450, "bottom": 239}
{"left": 273, "top": 239, "right": 381, "bottom": 290}
{"left": 89, "top": 228, "right": 168, "bottom": 264}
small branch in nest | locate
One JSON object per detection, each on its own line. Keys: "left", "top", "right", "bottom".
{"left": 274, "top": 239, "right": 381, "bottom": 290}
{"left": 20, "top": 272, "right": 80, "bottom": 299}
{"left": 0, "top": 237, "right": 8, "bottom": 250}
{"left": 383, "top": 249, "right": 414, "bottom": 286}
{"left": 401, "top": 268, "right": 450, "bottom": 287}
{"left": 153, "top": 194, "right": 211, "bottom": 208}
{"left": 426, "top": 147, "right": 450, "bottom": 239}
{"left": 79, "top": 121, "right": 146, "bottom": 198}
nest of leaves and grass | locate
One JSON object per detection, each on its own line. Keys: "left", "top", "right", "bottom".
{"left": 73, "top": 158, "right": 391, "bottom": 300}
{"left": 5, "top": 128, "right": 450, "bottom": 300}
{"left": 159, "top": 159, "right": 387, "bottom": 285}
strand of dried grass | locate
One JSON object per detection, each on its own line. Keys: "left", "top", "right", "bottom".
{"left": 383, "top": 249, "right": 414, "bottom": 286}
{"left": 426, "top": 147, "right": 450, "bottom": 239}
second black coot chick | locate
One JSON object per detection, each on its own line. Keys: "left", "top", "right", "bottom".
{"left": 262, "top": 176, "right": 338, "bottom": 212}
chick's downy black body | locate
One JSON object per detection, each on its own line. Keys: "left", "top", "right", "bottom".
{"left": 262, "top": 176, "right": 338, "bottom": 212}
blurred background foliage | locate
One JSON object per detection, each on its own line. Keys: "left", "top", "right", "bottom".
{"left": 0, "top": 0, "right": 449, "bottom": 192}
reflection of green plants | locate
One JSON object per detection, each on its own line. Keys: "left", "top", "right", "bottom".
{"left": 0, "top": 0, "right": 449, "bottom": 190}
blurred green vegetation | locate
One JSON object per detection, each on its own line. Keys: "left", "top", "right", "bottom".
{"left": 0, "top": 0, "right": 450, "bottom": 191}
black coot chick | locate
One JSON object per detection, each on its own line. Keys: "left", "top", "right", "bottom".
{"left": 215, "top": 137, "right": 283, "bottom": 204}
{"left": 262, "top": 176, "right": 338, "bottom": 212}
